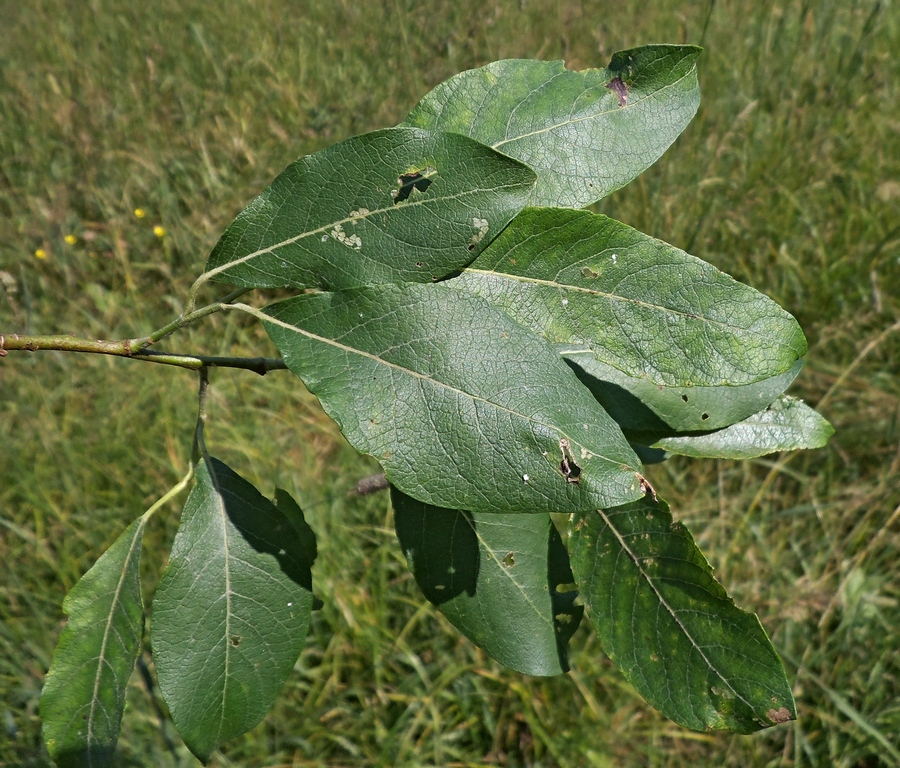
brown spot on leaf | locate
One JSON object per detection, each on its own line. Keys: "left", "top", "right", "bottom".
{"left": 766, "top": 707, "right": 793, "bottom": 724}
{"left": 606, "top": 76, "right": 629, "bottom": 107}
{"left": 638, "top": 474, "right": 658, "bottom": 501}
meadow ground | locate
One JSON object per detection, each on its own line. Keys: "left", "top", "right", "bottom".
{"left": 1, "top": 1, "right": 898, "bottom": 766}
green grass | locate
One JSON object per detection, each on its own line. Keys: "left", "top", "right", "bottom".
{"left": 1, "top": 0, "right": 898, "bottom": 766}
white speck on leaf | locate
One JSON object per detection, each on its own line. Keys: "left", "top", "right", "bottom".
{"left": 522, "top": 474, "right": 529, "bottom": 483}
{"left": 331, "top": 223, "right": 362, "bottom": 250}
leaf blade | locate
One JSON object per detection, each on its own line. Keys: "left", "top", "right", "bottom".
{"left": 404, "top": 46, "right": 702, "bottom": 208}
{"left": 392, "top": 488, "right": 582, "bottom": 676}
{"left": 151, "top": 459, "right": 315, "bottom": 762}
{"left": 644, "top": 395, "right": 834, "bottom": 459}
{"left": 263, "top": 282, "right": 645, "bottom": 514}
{"left": 203, "top": 127, "right": 536, "bottom": 289}
{"left": 450, "top": 207, "right": 807, "bottom": 431}
{"left": 569, "top": 495, "right": 796, "bottom": 733}
{"left": 41, "top": 516, "right": 147, "bottom": 768}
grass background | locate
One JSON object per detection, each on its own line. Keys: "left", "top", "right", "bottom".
{"left": 1, "top": 0, "right": 898, "bottom": 765}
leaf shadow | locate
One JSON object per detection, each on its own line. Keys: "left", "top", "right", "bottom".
{"left": 211, "top": 458, "right": 316, "bottom": 592}
{"left": 393, "top": 491, "right": 479, "bottom": 603}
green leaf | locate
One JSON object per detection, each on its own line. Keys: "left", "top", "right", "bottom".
{"left": 403, "top": 46, "right": 701, "bottom": 208}
{"left": 203, "top": 127, "right": 536, "bottom": 290}
{"left": 644, "top": 395, "right": 834, "bottom": 459}
{"left": 450, "top": 207, "right": 807, "bottom": 431}
{"left": 263, "top": 282, "right": 645, "bottom": 514}
{"left": 567, "top": 354, "right": 804, "bottom": 434}
{"left": 392, "top": 488, "right": 582, "bottom": 676}
{"left": 569, "top": 495, "right": 796, "bottom": 733}
{"left": 455, "top": 208, "right": 807, "bottom": 390}
{"left": 151, "top": 458, "right": 315, "bottom": 763}
{"left": 41, "top": 516, "right": 147, "bottom": 768}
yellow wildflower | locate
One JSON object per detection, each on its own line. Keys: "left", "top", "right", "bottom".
{"left": 134, "top": 208, "right": 146, "bottom": 218}
{"left": 153, "top": 225, "right": 166, "bottom": 238}
{"left": 64, "top": 234, "right": 77, "bottom": 245}
{"left": 35, "top": 249, "right": 47, "bottom": 259}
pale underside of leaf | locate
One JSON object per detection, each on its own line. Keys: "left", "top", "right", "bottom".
{"left": 262, "top": 282, "right": 645, "bottom": 514}
{"left": 151, "top": 458, "right": 315, "bottom": 763}
{"left": 403, "top": 46, "right": 702, "bottom": 208}
{"left": 202, "top": 127, "right": 535, "bottom": 290}
{"left": 392, "top": 488, "right": 581, "bottom": 676}
{"left": 41, "top": 516, "right": 147, "bottom": 768}
{"left": 570, "top": 496, "right": 796, "bottom": 733}
{"left": 645, "top": 394, "right": 834, "bottom": 459}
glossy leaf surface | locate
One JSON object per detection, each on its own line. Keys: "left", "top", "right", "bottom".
{"left": 393, "top": 488, "right": 582, "bottom": 676}
{"left": 450, "top": 208, "right": 806, "bottom": 430}
{"left": 203, "top": 128, "right": 535, "bottom": 289}
{"left": 41, "top": 516, "right": 146, "bottom": 768}
{"left": 646, "top": 395, "right": 834, "bottom": 459}
{"left": 151, "top": 459, "right": 315, "bottom": 763}
{"left": 263, "top": 283, "right": 645, "bottom": 514}
{"left": 404, "top": 46, "right": 701, "bottom": 207}
{"left": 569, "top": 495, "right": 796, "bottom": 733}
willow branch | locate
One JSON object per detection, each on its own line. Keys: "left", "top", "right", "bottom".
{"left": 0, "top": 333, "right": 287, "bottom": 375}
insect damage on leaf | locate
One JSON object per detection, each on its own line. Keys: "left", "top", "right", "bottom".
{"left": 606, "top": 76, "right": 629, "bottom": 107}
{"left": 638, "top": 474, "right": 658, "bottom": 501}
{"left": 392, "top": 165, "right": 437, "bottom": 204}
{"left": 559, "top": 439, "right": 582, "bottom": 484}
{"left": 468, "top": 217, "right": 490, "bottom": 251}
{"left": 766, "top": 707, "right": 793, "bottom": 724}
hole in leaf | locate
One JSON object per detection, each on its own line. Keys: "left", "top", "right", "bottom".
{"left": 681, "top": 394, "right": 689, "bottom": 402}
{"left": 559, "top": 438, "right": 582, "bottom": 484}
{"left": 701, "top": 412, "right": 710, "bottom": 421}
{"left": 230, "top": 635, "right": 242, "bottom": 647}
{"left": 393, "top": 167, "right": 435, "bottom": 204}
{"left": 503, "top": 552, "right": 516, "bottom": 567}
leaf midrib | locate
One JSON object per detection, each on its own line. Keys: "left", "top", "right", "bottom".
{"left": 595, "top": 508, "right": 755, "bottom": 715}
{"left": 257, "top": 304, "right": 639, "bottom": 472}
{"left": 206, "top": 460, "right": 234, "bottom": 746}
{"left": 470, "top": 516, "right": 553, "bottom": 629}
{"left": 202, "top": 182, "right": 528, "bottom": 284}
{"left": 491, "top": 64, "right": 697, "bottom": 151}
{"left": 463, "top": 266, "right": 784, "bottom": 341}
{"left": 84, "top": 520, "right": 144, "bottom": 763}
